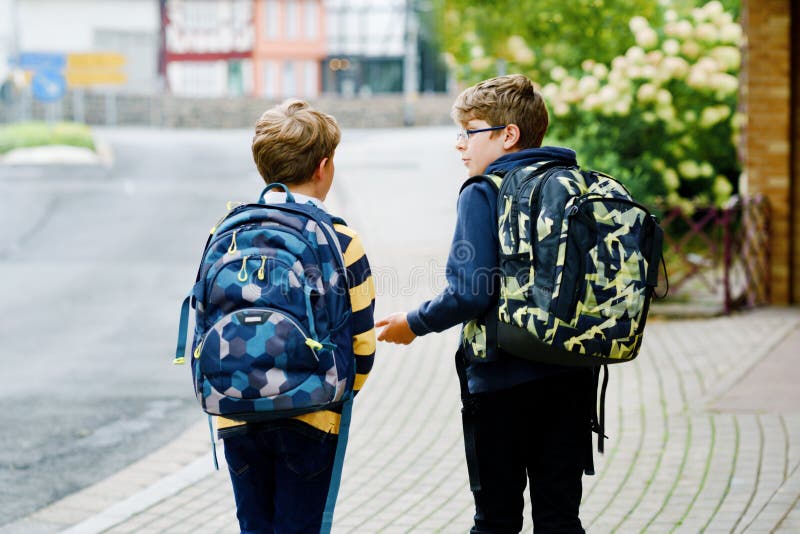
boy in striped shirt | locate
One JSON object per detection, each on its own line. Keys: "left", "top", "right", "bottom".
{"left": 219, "top": 99, "right": 376, "bottom": 533}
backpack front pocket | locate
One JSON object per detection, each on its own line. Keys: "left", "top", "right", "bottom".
{"left": 554, "top": 196, "right": 652, "bottom": 322}
{"left": 198, "top": 307, "right": 320, "bottom": 401}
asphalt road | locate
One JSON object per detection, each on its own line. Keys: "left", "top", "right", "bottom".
{"left": 0, "top": 125, "right": 464, "bottom": 527}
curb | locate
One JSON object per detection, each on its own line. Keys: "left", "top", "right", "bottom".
{"left": 3, "top": 420, "right": 213, "bottom": 534}
{"left": 0, "top": 139, "right": 114, "bottom": 170}
{"left": 62, "top": 445, "right": 217, "bottom": 534}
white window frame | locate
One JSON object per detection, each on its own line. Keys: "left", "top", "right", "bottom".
{"left": 304, "top": 60, "right": 318, "bottom": 97}
{"left": 286, "top": 1, "right": 298, "bottom": 40}
{"left": 283, "top": 60, "right": 296, "bottom": 97}
{"left": 303, "top": 0, "right": 319, "bottom": 40}
{"left": 263, "top": 59, "right": 277, "bottom": 99}
{"left": 264, "top": 0, "right": 280, "bottom": 40}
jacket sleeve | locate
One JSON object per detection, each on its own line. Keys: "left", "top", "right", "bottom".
{"left": 407, "top": 183, "right": 498, "bottom": 335}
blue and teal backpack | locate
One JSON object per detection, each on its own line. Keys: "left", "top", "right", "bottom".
{"left": 174, "top": 184, "right": 354, "bottom": 423}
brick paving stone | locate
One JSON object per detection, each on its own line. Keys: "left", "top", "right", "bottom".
{"left": 776, "top": 508, "right": 800, "bottom": 533}
{"left": 747, "top": 509, "right": 786, "bottom": 531}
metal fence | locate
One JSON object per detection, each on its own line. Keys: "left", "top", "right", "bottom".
{"left": 658, "top": 195, "right": 769, "bottom": 314}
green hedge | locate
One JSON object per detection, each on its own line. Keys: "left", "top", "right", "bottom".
{"left": 0, "top": 121, "right": 95, "bottom": 155}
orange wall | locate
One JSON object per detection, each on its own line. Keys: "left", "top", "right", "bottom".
{"left": 252, "top": 0, "right": 327, "bottom": 97}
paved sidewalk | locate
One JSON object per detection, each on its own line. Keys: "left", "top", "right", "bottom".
{"left": 6, "top": 307, "right": 800, "bottom": 533}
{"left": 5, "top": 128, "right": 799, "bottom": 533}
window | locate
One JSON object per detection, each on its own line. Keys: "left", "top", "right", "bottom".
{"left": 183, "top": 2, "right": 218, "bottom": 31}
{"left": 304, "top": 0, "right": 319, "bottom": 40}
{"left": 264, "top": 0, "right": 279, "bottom": 40}
{"left": 262, "top": 60, "right": 277, "bottom": 98}
{"left": 228, "top": 61, "right": 243, "bottom": 96}
{"left": 283, "top": 60, "right": 296, "bottom": 96}
{"left": 232, "top": 0, "right": 252, "bottom": 31}
{"left": 304, "top": 60, "right": 318, "bottom": 97}
{"left": 286, "top": 1, "right": 298, "bottom": 40}
{"left": 241, "top": 59, "right": 254, "bottom": 96}
{"left": 169, "top": 61, "right": 227, "bottom": 97}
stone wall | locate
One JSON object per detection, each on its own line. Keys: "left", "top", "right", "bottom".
{"left": 1, "top": 92, "right": 456, "bottom": 130}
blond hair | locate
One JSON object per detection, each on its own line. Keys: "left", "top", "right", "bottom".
{"left": 452, "top": 74, "right": 549, "bottom": 149}
{"left": 252, "top": 99, "right": 341, "bottom": 185}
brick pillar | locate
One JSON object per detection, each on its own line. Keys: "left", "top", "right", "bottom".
{"left": 793, "top": 1, "right": 800, "bottom": 304}
{"left": 742, "top": 0, "right": 794, "bottom": 304}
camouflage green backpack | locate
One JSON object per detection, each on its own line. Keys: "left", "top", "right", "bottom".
{"left": 465, "top": 160, "right": 664, "bottom": 367}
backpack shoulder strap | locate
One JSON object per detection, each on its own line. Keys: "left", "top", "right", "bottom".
{"left": 459, "top": 173, "right": 503, "bottom": 195}
{"left": 330, "top": 215, "right": 348, "bottom": 226}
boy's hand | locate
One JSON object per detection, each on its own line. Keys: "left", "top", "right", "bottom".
{"left": 376, "top": 312, "right": 417, "bottom": 345}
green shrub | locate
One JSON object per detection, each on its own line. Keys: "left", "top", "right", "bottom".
{"left": 433, "top": 0, "right": 661, "bottom": 85}
{"left": 0, "top": 121, "right": 95, "bottom": 155}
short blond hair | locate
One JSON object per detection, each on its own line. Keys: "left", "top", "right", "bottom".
{"left": 252, "top": 99, "right": 341, "bottom": 185}
{"left": 452, "top": 74, "right": 549, "bottom": 149}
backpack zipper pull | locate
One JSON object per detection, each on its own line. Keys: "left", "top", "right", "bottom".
{"left": 305, "top": 338, "right": 323, "bottom": 350}
{"left": 194, "top": 341, "right": 203, "bottom": 359}
{"left": 258, "top": 256, "right": 266, "bottom": 280}
{"left": 228, "top": 231, "right": 238, "bottom": 254}
{"left": 210, "top": 202, "right": 244, "bottom": 234}
{"left": 237, "top": 255, "right": 250, "bottom": 282}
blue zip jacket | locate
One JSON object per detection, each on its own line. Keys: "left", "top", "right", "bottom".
{"left": 407, "top": 146, "right": 581, "bottom": 393}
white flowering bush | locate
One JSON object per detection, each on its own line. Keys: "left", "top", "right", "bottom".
{"left": 434, "top": 0, "right": 661, "bottom": 86}
{"left": 542, "top": 1, "right": 742, "bottom": 211}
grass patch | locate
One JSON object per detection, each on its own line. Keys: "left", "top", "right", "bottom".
{"left": 0, "top": 121, "right": 95, "bottom": 155}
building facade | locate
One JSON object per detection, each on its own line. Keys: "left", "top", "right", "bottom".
{"left": 162, "top": 0, "right": 255, "bottom": 97}
{"left": 252, "top": 0, "right": 326, "bottom": 99}
{"left": 4, "top": 0, "right": 444, "bottom": 100}
{"left": 324, "top": 0, "right": 405, "bottom": 96}
{"left": 162, "top": 0, "right": 445, "bottom": 98}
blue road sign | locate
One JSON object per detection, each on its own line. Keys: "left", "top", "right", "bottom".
{"left": 32, "top": 69, "right": 66, "bottom": 102}
{"left": 18, "top": 52, "right": 66, "bottom": 72}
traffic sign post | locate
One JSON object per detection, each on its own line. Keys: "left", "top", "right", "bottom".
{"left": 18, "top": 52, "right": 66, "bottom": 72}
{"left": 31, "top": 69, "right": 66, "bottom": 102}
{"left": 66, "top": 53, "right": 127, "bottom": 88}
{"left": 18, "top": 53, "right": 67, "bottom": 105}
{"left": 13, "top": 50, "right": 127, "bottom": 122}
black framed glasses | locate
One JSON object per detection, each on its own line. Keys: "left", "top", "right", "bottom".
{"left": 456, "top": 125, "right": 506, "bottom": 143}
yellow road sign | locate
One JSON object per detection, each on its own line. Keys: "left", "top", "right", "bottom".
{"left": 65, "top": 52, "right": 127, "bottom": 87}
{"left": 66, "top": 70, "right": 127, "bottom": 87}
{"left": 67, "top": 53, "right": 126, "bottom": 69}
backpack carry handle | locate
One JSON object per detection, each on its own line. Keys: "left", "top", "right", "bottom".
{"left": 260, "top": 182, "right": 297, "bottom": 203}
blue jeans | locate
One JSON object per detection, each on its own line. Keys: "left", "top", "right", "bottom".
{"left": 223, "top": 424, "right": 338, "bottom": 534}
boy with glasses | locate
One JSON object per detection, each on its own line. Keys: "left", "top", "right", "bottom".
{"left": 377, "top": 74, "right": 592, "bottom": 533}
